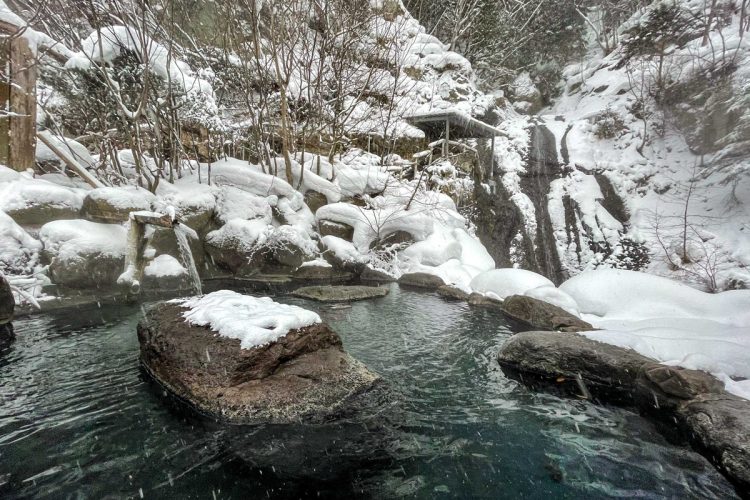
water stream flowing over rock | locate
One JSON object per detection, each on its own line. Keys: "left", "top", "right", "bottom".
{"left": 522, "top": 125, "right": 566, "bottom": 284}
{"left": 474, "top": 120, "right": 630, "bottom": 283}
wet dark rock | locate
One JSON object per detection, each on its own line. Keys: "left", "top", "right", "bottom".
{"left": 304, "top": 191, "right": 328, "bottom": 214}
{"left": 0, "top": 276, "right": 14, "bottom": 341}
{"left": 138, "top": 302, "right": 383, "bottom": 425}
{"left": 369, "top": 230, "right": 414, "bottom": 251}
{"left": 467, "top": 292, "right": 503, "bottom": 309}
{"left": 359, "top": 266, "right": 397, "bottom": 283}
{"left": 318, "top": 220, "right": 354, "bottom": 241}
{"left": 203, "top": 238, "right": 261, "bottom": 276}
{"left": 437, "top": 285, "right": 470, "bottom": 301}
{"left": 397, "top": 272, "right": 445, "bottom": 290}
{"left": 501, "top": 295, "right": 593, "bottom": 332}
{"left": 498, "top": 331, "right": 750, "bottom": 494}
{"left": 291, "top": 285, "right": 388, "bottom": 303}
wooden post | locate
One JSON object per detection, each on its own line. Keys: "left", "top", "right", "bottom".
{"left": 0, "top": 23, "right": 37, "bottom": 172}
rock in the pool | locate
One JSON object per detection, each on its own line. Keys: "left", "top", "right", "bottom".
{"left": 291, "top": 285, "right": 388, "bottom": 302}
{"left": 137, "top": 291, "right": 383, "bottom": 424}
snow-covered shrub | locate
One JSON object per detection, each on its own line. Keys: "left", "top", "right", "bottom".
{"left": 598, "top": 238, "right": 651, "bottom": 271}
{"left": 593, "top": 108, "right": 627, "bottom": 139}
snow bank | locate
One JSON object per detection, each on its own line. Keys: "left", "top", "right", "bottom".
{"left": 174, "top": 290, "right": 321, "bottom": 349}
{"left": 470, "top": 268, "right": 554, "bottom": 301}
{"left": 562, "top": 270, "right": 750, "bottom": 400}
{"left": 524, "top": 285, "right": 580, "bottom": 316}
{"left": 584, "top": 322, "right": 750, "bottom": 380}
{"left": 214, "top": 186, "right": 273, "bottom": 225}
{"left": 560, "top": 269, "right": 750, "bottom": 326}
{"left": 0, "top": 165, "right": 20, "bottom": 182}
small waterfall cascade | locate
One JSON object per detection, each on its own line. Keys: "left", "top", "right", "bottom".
{"left": 173, "top": 223, "right": 202, "bottom": 296}
{"left": 522, "top": 125, "right": 565, "bottom": 284}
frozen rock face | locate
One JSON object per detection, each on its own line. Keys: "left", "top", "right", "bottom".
{"left": 0, "top": 276, "right": 14, "bottom": 340}
{"left": 137, "top": 301, "right": 384, "bottom": 425}
{"left": 498, "top": 331, "right": 750, "bottom": 494}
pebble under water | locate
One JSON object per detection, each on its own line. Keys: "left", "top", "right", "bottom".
{"left": 0, "top": 285, "right": 738, "bottom": 499}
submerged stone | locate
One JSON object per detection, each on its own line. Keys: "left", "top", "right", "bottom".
{"left": 138, "top": 301, "right": 384, "bottom": 425}
{"left": 291, "top": 285, "right": 388, "bottom": 302}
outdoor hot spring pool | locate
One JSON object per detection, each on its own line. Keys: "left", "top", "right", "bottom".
{"left": 0, "top": 285, "right": 738, "bottom": 498}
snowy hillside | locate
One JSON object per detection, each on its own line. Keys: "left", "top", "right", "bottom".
{"left": 486, "top": 0, "right": 750, "bottom": 292}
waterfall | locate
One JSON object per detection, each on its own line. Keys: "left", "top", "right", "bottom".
{"left": 174, "top": 223, "right": 203, "bottom": 296}
{"left": 522, "top": 125, "right": 565, "bottom": 284}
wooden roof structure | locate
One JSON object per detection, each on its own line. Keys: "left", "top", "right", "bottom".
{"left": 405, "top": 111, "right": 506, "bottom": 140}
{"left": 405, "top": 110, "right": 504, "bottom": 177}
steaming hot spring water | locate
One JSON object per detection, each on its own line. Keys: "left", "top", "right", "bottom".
{"left": 0, "top": 285, "right": 738, "bottom": 498}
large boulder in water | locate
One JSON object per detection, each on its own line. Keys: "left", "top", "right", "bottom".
{"left": 137, "top": 291, "right": 384, "bottom": 424}
{"left": 0, "top": 276, "right": 14, "bottom": 340}
{"left": 498, "top": 331, "right": 750, "bottom": 493}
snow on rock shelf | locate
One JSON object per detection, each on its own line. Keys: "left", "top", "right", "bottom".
{"left": 173, "top": 291, "right": 322, "bottom": 350}
{"left": 560, "top": 269, "right": 750, "bottom": 399}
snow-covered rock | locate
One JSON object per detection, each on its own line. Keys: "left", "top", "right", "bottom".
{"left": 0, "top": 178, "right": 84, "bottom": 225}
{"left": 81, "top": 186, "right": 156, "bottom": 223}
{"left": 561, "top": 269, "right": 750, "bottom": 399}
{"left": 142, "top": 254, "right": 189, "bottom": 291}
{"left": 0, "top": 211, "right": 41, "bottom": 275}
{"left": 40, "top": 219, "right": 128, "bottom": 289}
{"left": 138, "top": 292, "right": 383, "bottom": 425}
